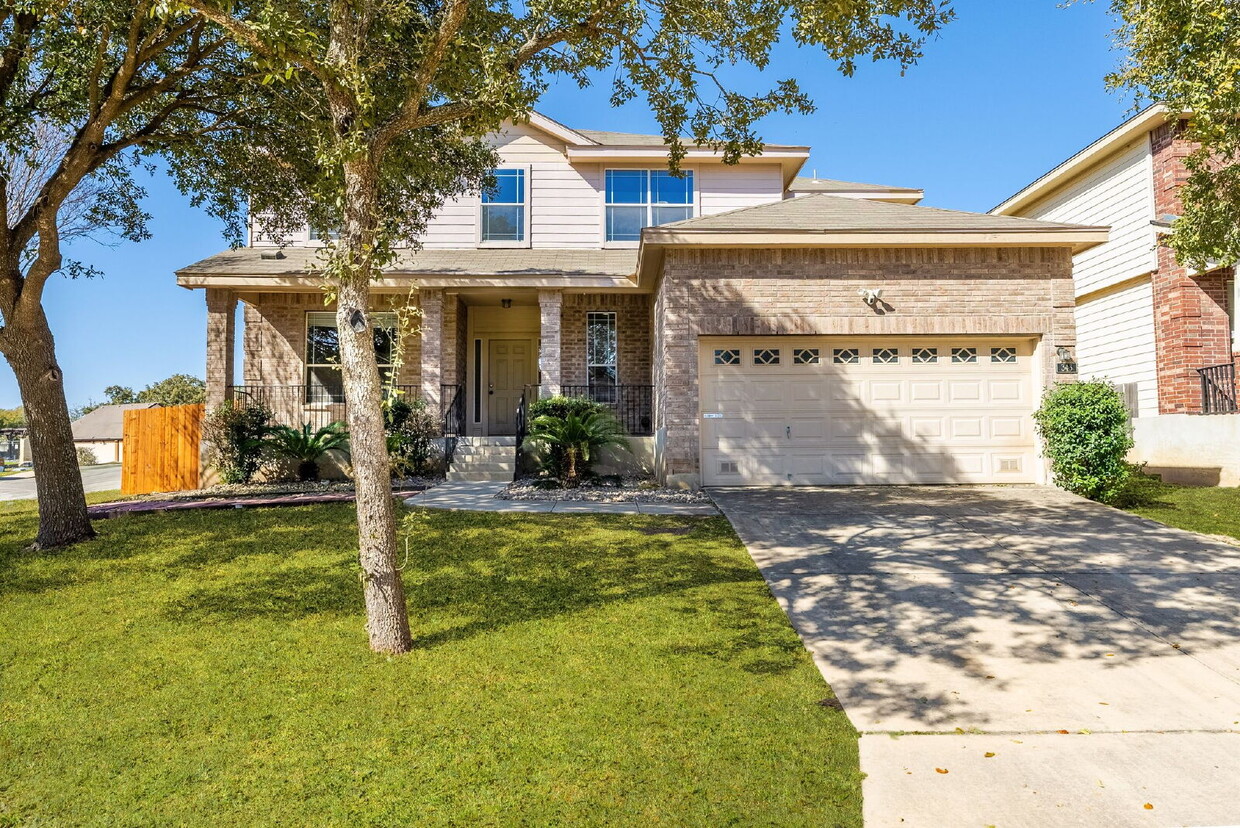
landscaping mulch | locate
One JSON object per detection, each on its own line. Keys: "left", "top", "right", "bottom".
{"left": 88, "top": 483, "right": 431, "bottom": 519}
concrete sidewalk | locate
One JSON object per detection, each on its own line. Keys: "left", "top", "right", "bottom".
{"left": 712, "top": 485, "right": 1240, "bottom": 828}
{"left": 404, "top": 481, "right": 720, "bottom": 515}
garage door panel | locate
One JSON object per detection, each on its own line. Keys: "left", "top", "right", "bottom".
{"left": 701, "top": 337, "right": 1039, "bottom": 486}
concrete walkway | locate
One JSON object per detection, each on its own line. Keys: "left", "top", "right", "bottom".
{"left": 404, "top": 480, "right": 720, "bottom": 515}
{"left": 712, "top": 485, "right": 1240, "bottom": 828}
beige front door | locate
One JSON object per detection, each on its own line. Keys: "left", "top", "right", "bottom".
{"left": 488, "top": 339, "right": 533, "bottom": 435}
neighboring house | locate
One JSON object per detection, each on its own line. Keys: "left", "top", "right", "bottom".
{"left": 994, "top": 105, "right": 1240, "bottom": 486}
{"left": 70, "top": 403, "right": 160, "bottom": 464}
{"left": 178, "top": 112, "right": 1105, "bottom": 487}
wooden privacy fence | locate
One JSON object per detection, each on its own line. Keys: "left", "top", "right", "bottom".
{"left": 121, "top": 404, "right": 204, "bottom": 495}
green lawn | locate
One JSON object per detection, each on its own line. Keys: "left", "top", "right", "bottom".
{"left": 1125, "top": 482, "right": 1240, "bottom": 542}
{"left": 0, "top": 499, "right": 860, "bottom": 825}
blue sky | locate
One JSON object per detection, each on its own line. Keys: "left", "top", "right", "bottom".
{"left": 0, "top": 0, "right": 1135, "bottom": 409}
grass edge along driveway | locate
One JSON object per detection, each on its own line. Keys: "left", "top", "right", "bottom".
{"left": 0, "top": 499, "right": 861, "bottom": 826}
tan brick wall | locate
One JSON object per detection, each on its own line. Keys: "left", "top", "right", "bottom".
{"left": 239, "top": 292, "right": 422, "bottom": 389}
{"left": 560, "top": 293, "right": 652, "bottom": 386}
{"left": 652, "top": 247, "right": 1077, "bottom": 481}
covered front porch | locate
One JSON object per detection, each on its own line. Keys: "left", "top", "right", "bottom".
{"left": 203, "top": 286, "right": 654, "bottom": 439}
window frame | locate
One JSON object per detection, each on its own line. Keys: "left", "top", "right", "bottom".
{"left": 304, "top": 311, "right": 399, "bottom": 403}
{"left": 586, "top": 311, "right": 619, "bottom": 389}
{"left": 602, "top": 167, "right": 697, "bottom": 247}
{"left": 477, "top": 165, "right": 532, "bottom": 249}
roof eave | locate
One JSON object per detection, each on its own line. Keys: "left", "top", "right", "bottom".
{"left": 992, "top": 104, "right": 1177, "bottom": 216}
{"left": 566, "top": 145, "right": 810, "bottom": 187}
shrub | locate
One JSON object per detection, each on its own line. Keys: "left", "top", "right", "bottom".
{"left": 265, "top": 422, "right": 350, "bottom": 482}
{"left": 526, "top": 395, "right": 611, "bottom": 422}
{"left": 524, "top": 409, "right": 629, "bottom": 487}
{"left": 75, "top": 446, "right": 97, "bottom": 466}
{"left": 524, "top": 395, "right": 616, "bottom": 480}
{"left": 384, "top": 397, "right": 441, "bottom": 478}
{"left": 1033, "top": 380, "right": 1134, "bottom": 504}
{"left": 204, "top": 400, "right": 272, "bottom": 484}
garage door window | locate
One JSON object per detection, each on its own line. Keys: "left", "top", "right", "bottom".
{"left": 793, "top": 348, "right": 820, "bottom": 365}
{"left": 991, "top": 347, "right": 1017, "bottom": 363}
{"left": 833, "top": 348, "right": 859, "bottom": 364}
{"left": 952, "top": 347, "right": 978, "bottom": 364}
{"left": 714, "top": 348, "right": 741, "bottom": 365}
{"left": 913, "top": 347, "right": 938, "bottom": 364}
{"left": 873, "top": 347, "right": 899, "bottom": 364}
{"left": 754, "top": 348, "right": 780, "bottom": 365}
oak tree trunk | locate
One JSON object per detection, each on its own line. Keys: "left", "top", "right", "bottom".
{"left": 336, "top": 160, "right": 414, "bottom": 654}
{"left": 2, "top": 296, "right": 93, "bottom": 548}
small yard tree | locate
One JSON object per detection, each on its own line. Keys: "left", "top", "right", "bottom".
{"left": 180, "top": 0, "right": 954, "bottom": 652}
{"left": 0, "top": 1, "right": 250, "bottom": 548}
{"left": 1105, "top": 0, "right": 1240, "bottom": 269}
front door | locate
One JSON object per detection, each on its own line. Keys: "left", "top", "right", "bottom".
{"left": 488, "top": 339, "right": 532, "bottom": 435}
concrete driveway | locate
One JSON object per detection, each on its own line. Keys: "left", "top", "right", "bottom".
{"left": 712, "top": 485, "right": 1240, "bottom": 828}
{"left": 0, "top": 464, "right": 122, "bottom": 501}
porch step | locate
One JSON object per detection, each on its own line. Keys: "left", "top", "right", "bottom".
{"left": 446, "top": 435, "right": 519, "bottom": 482}
{"left": 446, "top": 470, "right": 513, "bottom": 482}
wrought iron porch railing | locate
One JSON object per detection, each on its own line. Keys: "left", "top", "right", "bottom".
{"left": 559, "top": 385, "right": 654, "bottom": 436}
{"left": 1198, "top": 362, "right": 1238, "bottom": 415}
{"left": 227, "top": 384, "right": 420, "bottom": 431}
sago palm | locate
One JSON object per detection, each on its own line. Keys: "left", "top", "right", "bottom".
{"left": 265, "top": 421, "right": 351, "bottom": 482}
{"left": 523, "top": 410, "right": 629, "bottom": 486}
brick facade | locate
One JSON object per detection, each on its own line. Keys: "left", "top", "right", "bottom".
{"left": 239, "top": 292, "right": 422, "bottom": 389}
{"left": 560, "top": 293, "right": 652, "bottom": 386}
{"left": 651, "top": 247, "right": 1077, "bottom": 483}
{"left": 1149, "top": 120, "right": 1236, "bottom": 414}
{"left": 205, "top": 288, "right": 236, "bottom": 409}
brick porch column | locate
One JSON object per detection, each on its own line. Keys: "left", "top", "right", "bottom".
{"left": 419, "top": 288, "right": 444, "bottom": 409}
{"left": 1150, "top": 121, "right": 1236, "bottom": 413}
{"left": 205, "top": 288, "right": 236, "bottom": 410}
{"left": 538, "top": 289, "right": 563, "bottom": 396}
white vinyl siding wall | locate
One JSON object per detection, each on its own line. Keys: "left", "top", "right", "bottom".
{"left": 698, "top": 164, "right": 785, "bottom": 213}
{"left": 1022, "top": 138, "right": 1158, "bottom": 296}
{"left": 1075, "top": 278, "right": 1158, "bottom": 418}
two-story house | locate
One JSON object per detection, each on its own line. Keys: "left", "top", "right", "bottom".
{"left": 177, "top": 112, "right": 1105, "bottom": 488}
{"left": 994, "top": 105, "right": 1240, "bottom": 486}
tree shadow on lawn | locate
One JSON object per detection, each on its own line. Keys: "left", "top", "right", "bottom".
{"left": 162, "top": 510, "right": 791, "bottom": 665}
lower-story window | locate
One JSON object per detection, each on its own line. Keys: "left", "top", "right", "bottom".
{"left": 305, "top": 311, "right": 398, "bottom": 403}
{"left": 587, "top": 311, "right": 618, "bottom": 387}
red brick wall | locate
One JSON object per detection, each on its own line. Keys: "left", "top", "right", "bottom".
{"left": 1149, "top": 121, "right": 1236, "bottom": 413}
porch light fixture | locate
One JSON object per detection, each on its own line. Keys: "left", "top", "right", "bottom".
{"left": 1055, "top": 346, "right": 1077, "bottom": 375}
{"left": 348, "top": 308, "right": 367, "bottom": 334}
{"left": 501, "top": 298, "right": 512, "bottom": 309}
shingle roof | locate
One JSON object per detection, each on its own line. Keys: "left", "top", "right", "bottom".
{"left": 788, "top": 177, "right": 922, "bottom": 194}
{"left": 71, "top": 403, "right": 160, "bottom": 441}
{"left": 176, "top": 247, "right": 639, "bottom": 278}
{"left": 652, "top": 193, "right": 1103, "bottom": 234}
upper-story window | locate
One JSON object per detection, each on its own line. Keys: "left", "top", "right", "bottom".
{"left": 309, "top": 227, "right": 341, "bottom": 242}
{"left": 605, "top": 169, "right": 694, "bottom": 243}
{"left": 480, "top": 168, "right": 527, "bottom": 244}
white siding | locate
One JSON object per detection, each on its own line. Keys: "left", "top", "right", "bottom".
{"left": 267, "top": 121, "right": 786, "bottom": 250}
{"left": 699, "top": 164, "right": 784, "bottom": 214}
{"left": 1074, "top": 278, "right": 1158, "bottom": 417}
{"left": 1023, "top": 138, "right": 1158, "bottom": 296}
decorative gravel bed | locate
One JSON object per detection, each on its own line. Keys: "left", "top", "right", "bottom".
{"left": 499, "top": 477, "right": 713, "bottom": 504}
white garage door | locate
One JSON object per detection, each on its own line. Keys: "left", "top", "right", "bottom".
{"left": 700, "top": 337, "right": 1041, "bottom": 486}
